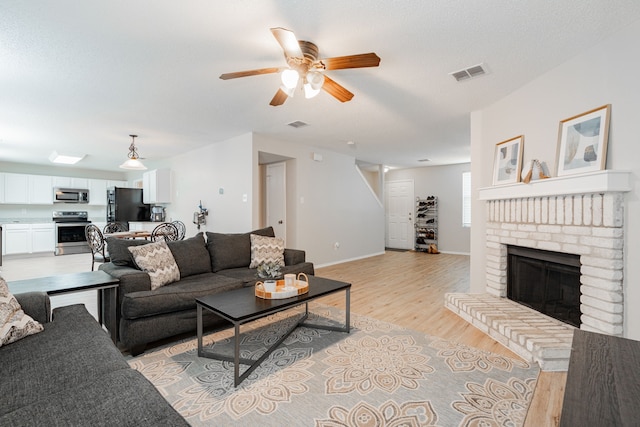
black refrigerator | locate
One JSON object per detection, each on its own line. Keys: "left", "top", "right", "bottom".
{"left": 106, "top": 187, "right": 150, "bottom": 226}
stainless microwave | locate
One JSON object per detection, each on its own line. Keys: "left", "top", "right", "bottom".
{"left": 53, "top": 188, "right": 90, "bottom": 203}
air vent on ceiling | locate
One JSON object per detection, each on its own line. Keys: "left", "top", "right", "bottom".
{"left": 288, "top": 120, "right": 309, "bottom": 129}
{"left": 418, "top": 158, "right": 431, "bottom": 162}
{"left": 449, "top": 63, "right": 487, "bottom": 82}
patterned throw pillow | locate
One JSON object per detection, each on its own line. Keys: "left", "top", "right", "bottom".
{"left": 249, "top": 234, "right": 285, "bottom": 269}
{"left": 128, "top": 241, "right": 180, "bottom": 290}
{"left": 0, "top": 277, "right": 44, "bottom": 347}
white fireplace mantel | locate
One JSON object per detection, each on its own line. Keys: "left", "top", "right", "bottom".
{"left": 478, "top": 170, "right": 632, "bottom": 201}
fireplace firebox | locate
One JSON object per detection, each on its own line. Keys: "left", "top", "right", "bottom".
{"left": 507, "top": 245, "right": 581, "bottom": 327}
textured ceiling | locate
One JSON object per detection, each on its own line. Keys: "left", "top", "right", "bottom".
{"left": 2, "top": 0, "right": 640, "bottom": 172}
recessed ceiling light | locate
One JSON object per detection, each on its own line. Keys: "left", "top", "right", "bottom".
{"left": 49, "top": 151, "right": 85, "bottom": 165}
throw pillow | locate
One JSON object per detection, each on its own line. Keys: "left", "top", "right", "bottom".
{"left": 206, "top": 226, "right": 275, "bottom": 272}
{"left": 128, "top": 241, "right": 180, "bottom": 290}
{"left": 0, "top": 277, "right": 44, "bottom": 347}
{"left": 249, "top": 234, "right": 285, "bottom": 269}
{"left": 106, "top": 237, "right": 150, "bottom": 267}
{"left": 167, "top": 232, "right": 211, "bottom": 278}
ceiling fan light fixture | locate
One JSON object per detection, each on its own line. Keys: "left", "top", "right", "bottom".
{"left": 281, "top": 69, "right": 299, "bottom": 89}
{"left": 307, "top": 71, "right": 325, "bottom": 90}
{"left": 280, "top": 85, "right": 296, "bottom": 98}
{"left": 119, "top": 134, "right": 147, "bottom": 170}
{"left": 304, "top": 83, "right": 321, "bottom": 99}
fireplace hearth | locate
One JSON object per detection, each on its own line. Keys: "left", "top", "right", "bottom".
{"left": 507, "top": 245, "right": 581, "bottom": 327}
{"left": 445, "top": 171, "right": 631, "bottom": 370}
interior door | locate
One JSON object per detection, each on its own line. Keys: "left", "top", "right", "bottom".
{"left": 266, "top": 162, "right": 286, "bottom": 243}
{"left": 385, "top": 179, "right": 414, "bottom": 249}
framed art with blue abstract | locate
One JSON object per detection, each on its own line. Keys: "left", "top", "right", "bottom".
{"left": 492, "top": 135, "right": 524, "bottom": 185}
{"left": 556, "top": 104, "right": 611, "bottom": 177}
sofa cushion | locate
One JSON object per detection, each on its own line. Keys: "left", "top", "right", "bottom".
{"left": 0, "top": 304, "right": 129, "bottom": 415}
{"left": 0, "top": 277, "right": 43, "bottom": 347}
{"left": 167, "top": 232, "right": 211, "bottom": 278}
{"left": 106, "top": 237, "right": 150, "bottom": 267}
{"left": 206, "top": 226, "right": 275, "bottom": 272}
{"left": 120, "top": 273, "right": 243, "bottom": 319}
{"left": 128, "top": 241, "right": 180, "bottom": 290}
{"left": 0, "top": 369, "right": 188, "bottom": 427}
{"left": 249, "top": 234, "right": 285, "bottom": 268}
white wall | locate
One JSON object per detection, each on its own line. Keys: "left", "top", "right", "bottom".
{"left": 162, "top": 133, "right": 254, "bottom": 237}
{"left": 159, "top": 132, "right": 385, "bottom": 267}
{"left": 253, "top": 134, "right": 385, "bottom": 266}
{"left": 470, "top": 19, "right": 640, "bottom": 339}
{"left": 386, "top": 163, "right": 471, "bottom": 254}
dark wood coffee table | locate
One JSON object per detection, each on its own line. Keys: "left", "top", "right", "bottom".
{"left": 196, "top": 275, "right": 351, "bottom": 386}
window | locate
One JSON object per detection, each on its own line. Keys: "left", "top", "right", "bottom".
{"left": 462, "top": 171, "right": 471, "bottom": 227}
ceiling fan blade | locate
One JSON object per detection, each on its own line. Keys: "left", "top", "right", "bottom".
{"left": 322, "top": 75, "right": 354, "bottom": 102}
{"left": 322, "top": 53, "right": 381, "bottom": 70}
{"left": 219, "top": 67, "right": 282, "bottom": 80}
{"left": 271, "top": 27, "right": 303, "bottom": 59}
{"left": 269, "top": 88, "right": 289, "bottom": 106}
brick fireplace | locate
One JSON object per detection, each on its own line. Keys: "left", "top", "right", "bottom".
{"left": 446, "top": 170, "right": 631, "bottom": 370}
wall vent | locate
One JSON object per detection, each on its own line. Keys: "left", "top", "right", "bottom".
{"left": 449, "top": 63, "right": 488, "bottom": 82}
{"left": 288, "top": 120, "right": 309, "bottom": 129}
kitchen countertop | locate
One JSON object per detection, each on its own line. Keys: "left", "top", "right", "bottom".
{"left": 0, "top": 218, "right": 54, "bottom": 225}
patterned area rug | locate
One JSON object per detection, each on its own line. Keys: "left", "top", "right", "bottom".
{"left": 129, "top": 304, "right": 539, "bottom": 426}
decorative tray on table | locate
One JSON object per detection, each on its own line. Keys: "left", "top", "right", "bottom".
{"left": 255, "top": 273, "right": 309, "bottom": 299}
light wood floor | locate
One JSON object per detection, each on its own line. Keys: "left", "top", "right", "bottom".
{"left": 316, "top": 251, "right": 566, "bottom": 427}
{"left": 1, "top": 250, "right": 566, "bottom": 426}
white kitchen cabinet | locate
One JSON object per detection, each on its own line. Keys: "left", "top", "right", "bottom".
{"left": 31, "top": 223, "right": 55, "bottom": 253}
{"left": 4, "top": 173, "right": 29, "bottom": 204}
{"left": 2, "top": 174, "right": 53, "bottom": 204}
{"left": 143, "top": 169, "right": 171, "bottom": 204}
{"left": 29, "top": 175, "right": 54, "bottom": 204}
{"left": 3, "top": 223, "right": 55, "bottom": 254}
{"left": 52, "top": 176, "right": 89, "bottom": 189}
{"left": 0, "top": 174, "right": 4, "bottom": 203}
{"left": 88, "top": 179, "right": 108, "bottom": 205}
{"left": 4, "top": 224, "right": 31, "bottom": 254}
{"left": 107, "top": 180, "right": 128, "bottom": 188}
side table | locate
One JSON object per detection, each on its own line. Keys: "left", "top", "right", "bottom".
{"left": 8, "top": 271, "right": 119, "bottom": 343}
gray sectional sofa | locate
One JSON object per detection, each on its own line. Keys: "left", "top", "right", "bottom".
{"left": 99, "top": 227, "right": 314, "bottom": 355}
{"left": 0, "top": 292, "right": 188, "bottom": 426}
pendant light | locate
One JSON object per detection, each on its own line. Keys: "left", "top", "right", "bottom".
{"left": 119, "top": 134, "right": 147, "bottom": 170}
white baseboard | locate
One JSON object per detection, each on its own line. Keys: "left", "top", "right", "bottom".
{"left": 315, "top": 251, "right": 386, "bottom": 269}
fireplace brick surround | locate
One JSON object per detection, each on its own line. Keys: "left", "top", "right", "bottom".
{"left": 446, "top": 170, "right": 631, "bottom": 370}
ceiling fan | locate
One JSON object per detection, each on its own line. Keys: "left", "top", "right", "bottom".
{"left": 220, "top": 27, "right": 381, "bottom": 106}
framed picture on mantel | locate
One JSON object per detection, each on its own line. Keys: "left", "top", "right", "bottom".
{"left": 492, "top": 135, "right": 524, "bottom": 185}
{"left": 556, "top": 104, "right": 611, "bottom": 177}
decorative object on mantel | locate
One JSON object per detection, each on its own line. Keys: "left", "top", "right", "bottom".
{"left": 521, "top": 159, "right": 550, "bottom": 183}
{"left": 556, "top": 104, "right": 611, "bottom": 177}
{"left": 492, "top": 135, "right": 524, "bottom": 185}
{"left": 119, "top": 134, "right": 147, "bottom": 170}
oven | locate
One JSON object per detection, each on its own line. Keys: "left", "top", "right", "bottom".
{"left": 53, "top": 211, "right": 91, "bottom": 255}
